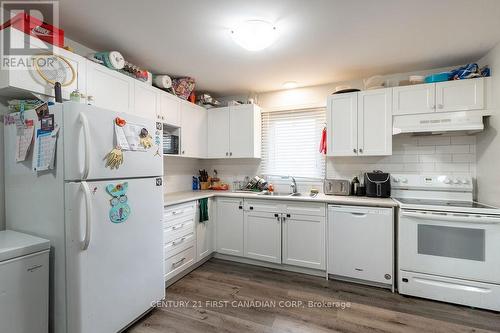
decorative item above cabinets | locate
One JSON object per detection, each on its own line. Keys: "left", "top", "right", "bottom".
{"left": 207, "top": 104, "right": 262, "bottom": 159}
{"left": 327, "top": 88, "right": 392, "bottom": 157}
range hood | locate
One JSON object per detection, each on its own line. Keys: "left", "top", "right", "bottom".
{"left": 393, "top": 111, "right": 485, "bottom": 135}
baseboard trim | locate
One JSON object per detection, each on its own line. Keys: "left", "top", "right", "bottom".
{"left": 214, "top": 253, "right": 326, "bottom": 277}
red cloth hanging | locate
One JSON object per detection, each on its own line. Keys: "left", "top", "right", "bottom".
{"left": 319, "top": 127, "right": 327, "bottom": 154}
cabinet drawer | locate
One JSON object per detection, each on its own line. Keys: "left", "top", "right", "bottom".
{"left": 164, "top": 246, "right": 195, "bottom": 280}
{"left": 164, "top": 232, "right": 195, "bottom": 257}
{"left": 285, "top": 201, "right": 326, "bottom": 217}
{"left": 244, "top": 199, "right": 284, "bottom": 213}
{"left": 164, "top": 219, "right": 195, "bottom": 243}
{"left": 164, "top": 202, "right": 196, "bottom": 226}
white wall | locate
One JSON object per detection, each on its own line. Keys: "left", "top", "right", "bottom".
{"left": 163, "top": 157, "right": 203, "bottom": 193}
{"left": 477, "top": 43, "right": 500, "bottom": 206}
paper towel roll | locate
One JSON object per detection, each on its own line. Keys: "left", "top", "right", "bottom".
{"left": 153, "top": 75, "right": 172, "bottom": 89}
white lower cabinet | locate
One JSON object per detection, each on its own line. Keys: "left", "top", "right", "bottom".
{"left": 241, "top": 199, "right": 326, "bottom": 269}
{"left": 196, "top": 199, "right": 215, "bottom": 261}
{"left": 244, "top": 211, "right": 282, "bottom": 263}
{"left": 216, "top": 198, "right": 244, "bottom": 256}
{"left": 328, "top": 205, "right": 393, "bottom": 286}
{"left": 283, "top": 213, "right": 326, "bottom": 270}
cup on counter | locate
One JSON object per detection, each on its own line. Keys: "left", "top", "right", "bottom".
{"left": 200, "top": 182, "right": 210, "bottom": 190}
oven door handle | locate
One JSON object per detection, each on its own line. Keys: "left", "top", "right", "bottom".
{"left": 401, "top": 211, "right": 500, "bottom": 224}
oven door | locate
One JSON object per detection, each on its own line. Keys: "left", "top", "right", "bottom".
{"left": 399, "top": 209, "right": 500, "bottom": 284}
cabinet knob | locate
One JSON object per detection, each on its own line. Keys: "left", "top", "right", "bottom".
{"left": 226, "top": 152, "right": 228, "bottom": 156}
{"left": 249, "top": 206, "right": 254, "bottom": 210}
{"left": 229, "top": 152, "right": 233, "bottom": 156}
{"left": 286, "top": 214, "right": 291, "bottom": 218}
{"left": 182, "top": 150, "right": 185, "bottom": 154}
{"left": 359, "top": 148, "right": 363, "bottom": 153}
{"left": 274, "top": 213, "right": 279, "bottom": 217}
{"left": 353, "top": 148, "right": 357, "bottom": 153}
{"left": 238, "top": 205, "right": 243, "bottom": 210}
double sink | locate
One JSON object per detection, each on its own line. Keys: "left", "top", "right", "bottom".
{"left": 234, "top": 190, "right": 317, "bottom": 198}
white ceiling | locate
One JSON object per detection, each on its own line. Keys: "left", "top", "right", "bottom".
{"left": 59, "top": 0, "right": 500, "bottom": 95}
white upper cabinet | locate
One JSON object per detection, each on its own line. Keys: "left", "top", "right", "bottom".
{"left": 86, "top": 60, "right": 135, "bottom": 114}
{"left": 133, "top": 82, "right": 158, "bottom": 120}
{"left": 207, "top": 104, "right": 261, "bottom": 159}
{"left": 327, "top": 93, "right": 358, "bottom": 156}
{"left": 230, "top": 104, "right": 262, "bottom": 158}
{"left": 392, "top": 84, "right": 435, "bottom": 115}
{"left": 180, "top": 101, "right": 207, "bottom": 158}
{"left": 158, "top": 92, "right": 181, "bottom": 126}
{"left": 436, "top": 78, "right": 484, "bottom": 112}
{"left": 358, "top": 88, "right": 392, "bottom": 156}
{"left": 327, "top": 89, "right": 392, "bottom": 157}
{"left": 207, "top": 107, "right": 230, "bottom": 158}
{"left": 0, "top": 28, "right": 86, "bottom": 101}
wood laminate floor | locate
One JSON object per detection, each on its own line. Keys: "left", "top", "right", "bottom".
{"left": 127, "top": 259, "right": 500, "bottom": 333}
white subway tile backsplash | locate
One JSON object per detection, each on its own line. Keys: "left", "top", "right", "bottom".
{"left": 436, "top": 145, "right": 470, "bottom": 153}
{"left": 417, "top": 136, "right": 451, "bottom": 146}
{"left": 327, "top": 134, "right": 476, "bottom": 178}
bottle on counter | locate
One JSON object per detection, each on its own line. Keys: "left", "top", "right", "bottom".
{"left": 351, "top": 176, "right": 360, "bottom": 196}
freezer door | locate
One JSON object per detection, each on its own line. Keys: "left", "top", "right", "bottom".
{"left": 63, "top": 102, "right": 162, "bottom": 181}
{"left": 65, "top": 177, "right": 164, "bottom": 333}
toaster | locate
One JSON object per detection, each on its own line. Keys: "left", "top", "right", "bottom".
{"left": 364, "top": 171, "right": 391, "bottom": 198}
{"left": 324, "top": 179, "right": 351, "bottom": 196}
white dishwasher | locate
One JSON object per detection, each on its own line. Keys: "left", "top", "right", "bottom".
{"left": 327, "top": 205, "right": 394, "bottom": 289}
{"left": 0, "top": 230, "right": 50, "bottom": 333}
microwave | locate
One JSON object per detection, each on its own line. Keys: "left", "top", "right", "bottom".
{"left": 163, "top": 134, "right": 179, "bottom": 155}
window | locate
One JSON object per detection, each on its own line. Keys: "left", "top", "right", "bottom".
{"left": 261, "top": 108, "right": 326, "bottom": 179}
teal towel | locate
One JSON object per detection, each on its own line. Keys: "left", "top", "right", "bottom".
{"left": 199, "top": 198, "right": 209, "bottom": 223}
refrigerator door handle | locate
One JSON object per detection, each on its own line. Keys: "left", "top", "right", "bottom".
{"left": 80, "top": 181, "right": 92, "bottom": 250}
{"left": 79, "top": 113, "right": 91, "bottom": 179}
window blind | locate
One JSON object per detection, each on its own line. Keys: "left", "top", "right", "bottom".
{"left": 261, "top": 107, "right": 326, "bottom": 179}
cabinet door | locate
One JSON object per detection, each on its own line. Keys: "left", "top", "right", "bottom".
{"left": 86, "top": 60, "right": 134, "bottom": 114}
{"left": 435, "top": 78, "right": 484, "bottom": 112}
{"left": 244, "top": 211, "right": 281, "bottom": 263}
{"left": 216, "top": 198, "right": 244, "bottom": 256}
{"left": 327, "top": 93, "right": 358, "bottom": 156}
{"left": 329, "top": 206, "right": 393, "bottom": 284}
{"left": 207, "top": 107, "right": 230, "bottom": 158}
{"left": 181, "top": 102, "right": 207, "bottom": 158}
{"left": 229, "top": 105, "right": 261, "bottom": 158}
{"left": 392, "top": 84, "right": 435, "bottom": 115}
{"left": 134, "top": 82, "right": 158, "bottom": 120}
{"left": 282, "top": 214, "right": 325, "bottom": 269}
{"left": 159, "top": 92, "right": 181, "bottom": 126}
{"left": 196, "top": 199, "right": 215, "bottom": 261}
{"left": 358, "top": 88, "right": 392, "bottom": 156}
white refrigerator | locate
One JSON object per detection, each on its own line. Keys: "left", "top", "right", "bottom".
{"left": 4, "top": 102, "right": 165, "bottom": 333}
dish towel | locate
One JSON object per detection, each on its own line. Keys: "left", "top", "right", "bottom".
{"left": 199, "top": 198, "right": 209, "bottom": 223}
{"left": 319, "top": 127, "right": 327, "bottom": 154}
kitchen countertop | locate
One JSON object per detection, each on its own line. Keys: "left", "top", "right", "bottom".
{"left": 164, "top": 190, "right": 398, "bottom": 208}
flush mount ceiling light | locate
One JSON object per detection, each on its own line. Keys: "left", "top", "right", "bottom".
{"left": 230, "top": 20, "right": 278, "bottom": 51}
{"left": 283, "top": 81, "right": 298, "bottom": 89}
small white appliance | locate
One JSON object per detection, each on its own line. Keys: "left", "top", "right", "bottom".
{"left": 4, "top": 102, "right": 165, "bottom": 333}
{"left": 392, "top": 174, "right": 500, "bottom": 311}
{"left": 0, "top": 230, "right": 50, "bottom": 333}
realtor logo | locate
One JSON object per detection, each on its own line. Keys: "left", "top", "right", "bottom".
{"left": 0, "top": 1, "right": 60, "bottom": 70}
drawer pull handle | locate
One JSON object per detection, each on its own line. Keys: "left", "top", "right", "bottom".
{"left": 172, "top": 257, "right": 186, "bottom": 267}
{"left": 172, "top": 223, "right": 184, "bottom": 230}
{"left": 172, "top": 210, "right": 183, "bottom": 215}
{"left": 172, "top": 237, "right": 186, "bottom": 246}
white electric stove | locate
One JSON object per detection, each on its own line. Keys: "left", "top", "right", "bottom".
{"left": 391, "top": 174, "right": 500, "bottom": 312}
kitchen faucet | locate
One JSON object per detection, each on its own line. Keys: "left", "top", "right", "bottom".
{"left": 290, "top": 176, "right": 297, "bottom": 194}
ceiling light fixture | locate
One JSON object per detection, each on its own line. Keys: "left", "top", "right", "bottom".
{"left": 230, "top": 20, "right": 278, "bottom": 51}
{"left": 283, "top": 81, "right": 298, "bottom": 89}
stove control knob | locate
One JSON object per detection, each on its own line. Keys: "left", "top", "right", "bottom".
{"left": 393, "top": 177, "right": 400, "bottom": 183}
{"left": 453, "top": 179, "right": 460, "bottom": 184}
{"left": 401, "top": 178, "right": 408, "bottom": 184}
{"left": 443, "top": 178, "right": 451, "bottom": 184}
{"left": 462, "top": 179, "right": 470, "bottom": 184}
